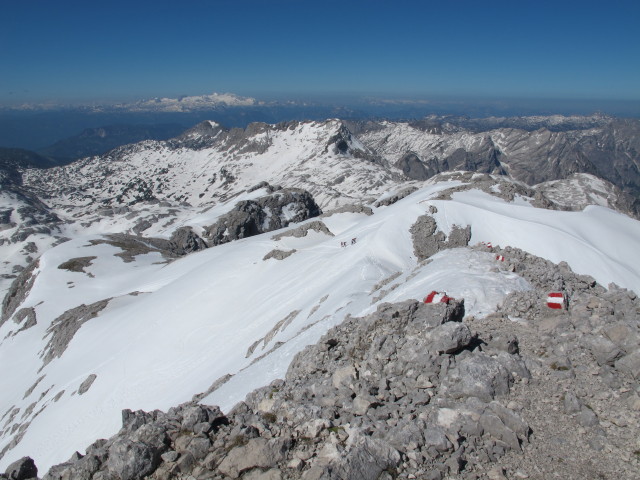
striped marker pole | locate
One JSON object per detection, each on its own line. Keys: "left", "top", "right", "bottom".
{"left": 496, "top": 255, "right": 505, "bottom": 262}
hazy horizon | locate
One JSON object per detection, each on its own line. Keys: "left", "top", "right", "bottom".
{"left": 1, "top": 94, "right": 639, "bottom": 153}
{"left": 2, "top": 0, "right": 639, "bottom": 107}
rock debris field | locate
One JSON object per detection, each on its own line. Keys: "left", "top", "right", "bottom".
{"left": 3, "top": 245, "right": 640, "bottom": 480}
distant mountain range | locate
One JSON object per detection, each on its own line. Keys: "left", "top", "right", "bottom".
{"left": 5, "top": 113, "right": 636, "bottom": 211}
{"left": 0, "top": 112, "right": 637, "bottom": 291}
{"left": 111, "top": 92, "right": 258, "bottom": 112}
{"left": 2, "top": 91, "right": 639, "bottom": 153}
{"left": 349, "top": 115, "right": 640, "bottom": 209}
{"left": 1, "top": 92, "right": 258, "bottom": 113}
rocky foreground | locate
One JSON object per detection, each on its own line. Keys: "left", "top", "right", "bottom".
{"left": 2, "top": 245, "right": 640, "bottom": 480}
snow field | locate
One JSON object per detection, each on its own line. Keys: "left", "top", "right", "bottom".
{"left": 2, "top": 182, "right": 640, "bottom": 471}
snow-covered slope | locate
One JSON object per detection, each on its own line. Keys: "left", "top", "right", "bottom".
{"left": 2, "top": 176, "right": 640, "bottom": 472}
{"left": 0, "top": 119, "right": 401, "bottom": 293}
{"left": 23, "top": 119, "right": 395, "bottom": 216}
{"left": 2, "top": 116, "right": 635, "bottom": 295}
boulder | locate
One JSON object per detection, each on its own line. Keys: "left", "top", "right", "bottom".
{"left": 169, "top": 227, "right": 208, "bottom": 255}
{"left": 440, "top": 352, "right": 513, "bottom": 402}
{"left": 410, "top": 215, "right": 471, "bottom": 261}
{"left": 42, "top": 453, "right": 102, "bottom": 480}
{"left": 327, "top": 428, "right": 400, "bottom": 480}
{"left": 4, "top": 457, "right": 37, "bottom": 480}
{"left": 106, "top": 438, "right": 164, "bottom": 480}
{"left": 205, "top": 189, "right": 321, "bottom": 246}
{"left": 423, "top": 427, "right": 453, "bottom": 453}
{"left": 563, "top": 392, "right": 582, "bottom": 414}
{"left": 384, "top": 421, "right": 425, "bottom": 453}
{"left": 426, "top": 322, "right": 473, "bottom": 354}
{"left": 584, "top": 335, "right": 624, "bottom": 366}
{"left": 479, "top": 413, "right": 521, "bottom": 451}
{"left": 615, "top": 350, "right": 640, "bottom": 379}
{"left": 217, "top": 437, "right": 291, "bottom": 478}
{"left": 78, "top": 374, "right": 97, "bottom": 395}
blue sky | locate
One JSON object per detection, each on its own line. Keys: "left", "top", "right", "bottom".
{"left": 1, "top": 0, "right": 639, "bottom": 105}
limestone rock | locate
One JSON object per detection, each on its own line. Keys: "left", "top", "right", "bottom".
{"left": 217, "top": 438, "right": 291, "bottom": 478}
{"left": 205, "top": 189, "right": 321, "bottom": 246}
{"left": 1, "top": 260, "right": 39, "bottom": 326}
{"left": 426, "top": 322, "right": 473, "bottom": 354}
{"left": 78, "top": 374, "right": 97, "bottom": 395}
{"left": 3, "top": 457, "right": 37, "bottom": 480}
{"left": 41, "top": 299, "right": 111, "bottom": 367}
{"left": 440, "top": 352, "right": 513, "bottom": 401}
{"left": 106, "top": 438, "right": 164, "bottom": 480}
{"left": 168, "top": 227, "right": 208, "bottom": 255}
{"left": 615, "top": 350, "right": 640, "bottom": 379}
{"left": 410, "top": 215, "right": 471, "bottom": 261}
{"left": 585, "top": 335, "right": 624, "bottom": 366}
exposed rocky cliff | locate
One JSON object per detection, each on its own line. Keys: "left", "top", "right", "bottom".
{"left": 356, "top": 116, "right": 640, "bottom": 215}
{"left": 203, "top": 188, "right": 321, "bottom": 246}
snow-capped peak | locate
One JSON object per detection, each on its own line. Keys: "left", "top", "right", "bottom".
{"left": 111, "top": 92, "right": 257, "bottom": 112}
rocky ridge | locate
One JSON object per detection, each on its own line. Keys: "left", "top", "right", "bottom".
{"left": 9, "top": 245, "right": 639, "bottom": 480}
{"left": 354, "top": 117, "right": 640, "bottom": 215}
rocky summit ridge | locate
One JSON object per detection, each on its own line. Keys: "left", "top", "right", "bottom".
{"left": 4, "top": 244, "right": 640, "bottom": 480}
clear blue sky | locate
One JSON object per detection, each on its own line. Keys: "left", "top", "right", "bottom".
{"left": 1, "top": 0, "right": 639, "bottom": 105}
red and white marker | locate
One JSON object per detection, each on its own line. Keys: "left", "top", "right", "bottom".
{"left": 546, "top": 292, "right": 566, "bottom": 310}
{"left": 496, "top": 255, "right": 505, "bottom": 262}
{"left": 424, "top": 291, "right": 452, "bottom": 304}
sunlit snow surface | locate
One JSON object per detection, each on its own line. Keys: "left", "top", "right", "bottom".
{"left": 1, "top": 184, "right": 640, "bottom": 471}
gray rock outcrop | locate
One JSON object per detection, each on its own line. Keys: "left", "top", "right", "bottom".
{"left": 87, "top": 230, "right": 207, "bottom": 264}
{"left": 168, "top": 227, "right": 208, "bottom": 255}
{"left": 2, "top": 456, "right": 37, "bottom": 480}
{"left": 374, "top": 186, "right": 418, "bottom": 207}
{"left": 78, "top": 375, "right": 97, "bottom": 395}
{"left": 271, "top": 220, "right": 333, "bottom": 241}
{"left": 262, "top": 249, "right": 297, "bottom": 261}
{"left": 205, "top": 189, "right": 321, "bottom": 246}
{"left": 1, "top": 260, "right": 39, "bottom": 327}
{"left": 410, "top": 215, "right": 471, "bottom": 261}
{"left": 41, "top": 299, "right": 111, "bottom": 367}
{"left": 2, "top": 457, "right": 36, "bottom": 480}
{"left": 12, "top": 308, "right": 37, "bottom": 332}
{"left": 35, "top": 298, "right": 533, "bottom": 480}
